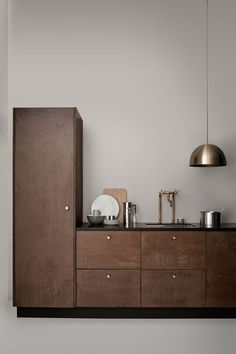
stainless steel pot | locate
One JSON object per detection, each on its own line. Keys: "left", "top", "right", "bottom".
{"left": 200, "top": 211, "right": 221, "bottom": 228}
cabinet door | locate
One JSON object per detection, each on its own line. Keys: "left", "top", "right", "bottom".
{"left": 77, "top": 231, "right": 140, "bottom": 269}
{"left": 207, "top": 232, "right": 236, "bottom": 269}
{"left": 207, "top": 270, "right": 236, "bottom": 307}
{"left": 142, "top": 232, "right": 206, "bottom": 269}
{"left": 14, "top": 108, "right": 77, "bottom": 307}
{"left": 77, "top": 270, "right": 140, "bottom": 307}
{"left": 142, "top": 270, "right": 205, "bottom": 307}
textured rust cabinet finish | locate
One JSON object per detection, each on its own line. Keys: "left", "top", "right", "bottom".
{"left": 77, "top": 270, "right": 140, "bottom": 307}
{"left": 207, "top": 232, "right": 236, "bottom": 269}
{"left": 142, "top": 270, "right": 205, "bottom": 307}
{"left": 76, "top": 231, "right": 140, "bottom": 269}
{"left": 142, "top": 231, "right": 206, "bottom": 269}
{"left": 13, "top": 108, "right": 83, "bottom": 308}
{"left": 207, "top": 232, "right": 236, "bottom": 307}
{"left": 207, "top": 270, "right": 236, "bottom": 307}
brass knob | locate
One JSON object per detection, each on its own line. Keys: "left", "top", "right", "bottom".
{"left": 106, "top": 235, "right": 111, "bottom": 240}
{"left": 172, "top": 235, "right": 177, "bottom": 240}
{"left": 172, "top": 273, "right": 176, "bottom": 279}
{"left": 106, "top": 274, "right": 111, "bottom": 279}
{"left": 65, "top": 205, "right": 70, "bottom": 211}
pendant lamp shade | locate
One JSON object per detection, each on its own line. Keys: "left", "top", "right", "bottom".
{"left": 189, "top": 0, "right": 227, "bottom": 167}
{"left": 189, "top": 144, "right": 227, "bottom": 167}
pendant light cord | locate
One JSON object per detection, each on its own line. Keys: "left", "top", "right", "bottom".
{"left": 206, "top": 0, "right": 209, "bottom": 144}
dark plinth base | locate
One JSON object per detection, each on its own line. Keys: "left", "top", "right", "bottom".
{"left": 17, "top": 307, "right": 236, "bottom": 319}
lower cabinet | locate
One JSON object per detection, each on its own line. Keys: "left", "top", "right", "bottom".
{"left": 141, "top": 231, "right": 206, "bottom": 308}
{"left": 75, "top": 230, "right": 236, "bottom": 310}
{"left": 77, "top": 270, "right": 140, "bottom": 307}
{"left": 142, "top": 231, "right": 206, "bottom": 269}
{"left": 207, "top": 232, "right": 236, "bottom": 269}
{"left": 142, "top": 270, "right": 205, "bottom": 307}
{"left": 207, "top": 270, "right": 236, "bottom": 307}
{"left": 207, "top": 232, "right": 236, "bottom": 307}
{"left": 77, "top": 231, "right": 140, "bottom": 269}
{"left": 76, "top": 231, "right": 141, "bottom": 307}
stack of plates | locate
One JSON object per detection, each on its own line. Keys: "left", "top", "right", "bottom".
{"left": 91, "top": 195, "right": 119, "bottom": 225}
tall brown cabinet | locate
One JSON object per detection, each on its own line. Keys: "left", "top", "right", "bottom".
{"left": 13, "top": 108, "right": 83, "bottom": 308}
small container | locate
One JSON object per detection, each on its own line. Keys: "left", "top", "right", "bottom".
{"left": 177, "top": 218, "right": 185, "bottom": 224}
{"left": 104, "top": 215, "right": 119, "bottom": 225}
{"left": 92, "top": 209, "right": 101, "bottom": 216}
{"left": 200, "top": 211, "right": 221, "bottom": 228}
{"left": 105, "top": 215, "right": 117, "bottom": 220}
{"left": 123, "top": 202, "right": 133, "bottom": 227}
{"left": 131, "top": 204, "right": 138, "bottom": 226}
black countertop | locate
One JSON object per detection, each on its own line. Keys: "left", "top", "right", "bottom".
{"left": 76, "top": 223, "right": 236, "bottom": 231}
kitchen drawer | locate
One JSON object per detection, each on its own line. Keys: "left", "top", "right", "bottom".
{"left": 77, "top": 270, "right": 140, "bottom": 307}
{"left": 142, "top": 270, "right": 205, "bottom": 307}
{"left": 142, "top": 231, "right": 206, "bottom": 269}
{"left": 76, "top": 231, "right": 140, "bottom": 269}
{"left": 207, "top": 270, "right": 236, "bottom": 307}
{"left": 207, "top": 232, "right": 236, "bottom": 269}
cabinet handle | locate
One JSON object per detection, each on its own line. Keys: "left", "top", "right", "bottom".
{"left": 106, "top": 274, "right": 111, "bottom": 279}
{"left": 65, "top": 205, "right": 70, "bottom": 211}
{"left": 171, "top": 273, "right": 176, "bottom": 279}
{"left": 106, "top": 235, "right": 111, "bottom": 240}
{"left": 172, "top": 235, "right": 177, "bottom": 240}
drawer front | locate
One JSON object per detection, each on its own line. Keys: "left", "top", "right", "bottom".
{"left": 207, "top": 270, "right": 236, "bottom": 307}
{"left": 142, "top": 231, "right": 206, "bottom": 269}
{"left": 142, "top": 270, "right": 205, "bottom": 307}
{"left": 77, "top": 270, "right": 140, "bottom": 307}
{"left": 76, "top": 231, "right": 140, "bottom": 269}
{"left": 207, "top": 232, "right": 236, "bottom": 269}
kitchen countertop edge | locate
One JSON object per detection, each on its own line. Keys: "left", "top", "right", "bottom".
{"left": 76, "top": 223, "right": 236, "bottom": 231}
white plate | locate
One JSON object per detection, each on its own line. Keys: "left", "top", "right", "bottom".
{"left": 91, "top": 195, "right": 119, "bottom": 218}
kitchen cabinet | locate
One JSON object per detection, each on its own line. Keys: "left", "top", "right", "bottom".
{"left": 76, "top": 231, "right": 140, "bottom": 307}
{"left": 76, "top": 231, "right": 140, "bottom": 269}
{"left": 207, "top": 232, "right": 236, "bottom": 307}
{"left": 207, "top": 232, "right": 236, "bottom": 268}
{"left": 76, "top": 230, "right": 206, "bottom": 308}
{"left": 77, "top": 270, "right": 140, "bottom": 307}
{"left": 13, "top": 123, "right": 236, "bottom": 316}
{"left": 142, "top": 231, "right": 206, "bottom": 269}
{"left": 142, "top": 270, "right": 205, "bottom": 307}
{"left": 13, "top": 108, "right": 83, "bottom": 308}
{"left": 207, "top": 270, "right": 236, "bottom": 307}
{"left": 75, "top": 229, "right": 236, "bottom": 311}
{"left": 141, "top": 231, "right": 206, "bottom": 307}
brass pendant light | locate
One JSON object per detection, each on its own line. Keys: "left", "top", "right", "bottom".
{"left": 189, "top": 0, "right": 227, "bottom": 167}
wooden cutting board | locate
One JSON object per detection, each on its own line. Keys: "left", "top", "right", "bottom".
{"left": 103, "top": 188, "right": 127, "bottom": 223}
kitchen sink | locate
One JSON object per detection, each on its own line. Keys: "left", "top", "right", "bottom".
{"left": 145, "top": 223, "right": 196, "bottom": 228}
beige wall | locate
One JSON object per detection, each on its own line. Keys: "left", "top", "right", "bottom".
{"left": 1, "top": 0, "right": 236, "bottom": 353}
{"left": 0, "top": 0, "right": 9, "bottom": 307}
{"left": 8, "top": 0, "right": 236, "bottom": 223}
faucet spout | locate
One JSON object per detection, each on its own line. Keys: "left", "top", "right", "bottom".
{"left": 158, "top": 189, "right": 179, "bottom": 224}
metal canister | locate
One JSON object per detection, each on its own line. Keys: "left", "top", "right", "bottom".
{"left": 200, "top": 211, "right": 221, "bottom": 228}
{"left": 123, "top": 202, "right": 133, "bottom": 227}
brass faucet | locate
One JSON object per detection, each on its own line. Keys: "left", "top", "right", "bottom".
{"left": 158, "top": 189, "right": 179, "bottom": 224}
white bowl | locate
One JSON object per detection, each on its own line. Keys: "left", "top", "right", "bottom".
{"left": 104, "top": 218, "right": 119, "bottom": 226}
